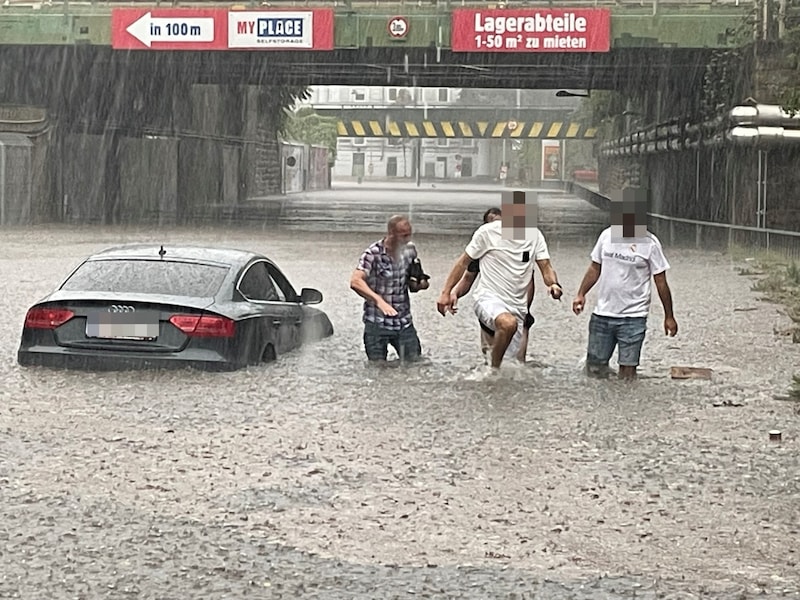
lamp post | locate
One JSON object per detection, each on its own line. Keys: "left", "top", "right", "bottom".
{"left": 554, "top": 90, "right": 591, "bottom": 182}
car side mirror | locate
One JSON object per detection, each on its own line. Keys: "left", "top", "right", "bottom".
{"left": 300, "top": 287, "right": 323, "bottom": 304}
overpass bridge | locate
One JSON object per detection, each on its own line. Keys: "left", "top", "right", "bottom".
{"left": 2, "top": 0, "right": 796, "bottom": 233}
{"left": 0, "top": 0, "right": 758, "bottom": 91}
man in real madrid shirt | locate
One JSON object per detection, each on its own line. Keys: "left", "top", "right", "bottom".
{"left": 572, "top": 190, "right": 678, "bottom": 380}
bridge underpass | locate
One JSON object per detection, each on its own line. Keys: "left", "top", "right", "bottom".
{"left": 0, "top": 0, "right": 792, "bottom": 230}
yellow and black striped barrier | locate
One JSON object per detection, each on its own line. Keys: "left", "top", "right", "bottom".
{"left": 336, "top": 120, "right": 598, "bottom": 139}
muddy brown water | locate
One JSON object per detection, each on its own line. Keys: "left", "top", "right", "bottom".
{"left": 1, "top": 223, "right": 798, "bottom": 599}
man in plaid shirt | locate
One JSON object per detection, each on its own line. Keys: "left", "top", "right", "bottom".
{"left": 350, "top": 215, "right": 429, "bottom": 362}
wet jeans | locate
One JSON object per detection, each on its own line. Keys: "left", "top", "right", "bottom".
{"left": 363, "top": 322, "right": 422, "bottom": 362}
{"left": 587, "top": 313, "right": 647, "bottom": 369}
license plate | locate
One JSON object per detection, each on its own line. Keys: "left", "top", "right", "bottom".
{"left": 86, "top": 310, "right": 160, "bottom": 340}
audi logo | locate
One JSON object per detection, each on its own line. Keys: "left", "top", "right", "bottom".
{"left": 108, "top": 305, "right": 135, "bottom": 313}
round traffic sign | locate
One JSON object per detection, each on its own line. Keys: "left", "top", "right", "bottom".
{"left": 388, "top": 16, "right": 409, "bottom": 39}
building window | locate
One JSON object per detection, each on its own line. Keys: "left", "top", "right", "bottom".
{"left": 438, "top": 88, "right": 449, "bottom": 102}
{"left": 351, "top": 88, "right": 366, "bottom": 101}
{"left": 436, "top": 138, "right": 449, "bottom": 147}
{"left": 388, "top": 88, "right": 398, "bottom": 101}
{"left": 351, "top": 137, "right": 366, "bottom": 146}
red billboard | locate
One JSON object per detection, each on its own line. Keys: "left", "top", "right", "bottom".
{"left": 451, "top": 8, "right": 610, "bottom": 53}
{"left": 111, "top": 8, "right": 334, "bottom": 51}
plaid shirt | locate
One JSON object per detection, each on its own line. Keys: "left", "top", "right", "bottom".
{"left": 357, "top": 239, "right": 418, "bottom": 331}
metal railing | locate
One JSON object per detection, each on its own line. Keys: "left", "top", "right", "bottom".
{"left": 567, "top": 182, "right": 800, "bottom": 260}
{"left": 648, "top": 213, "right": 800, "bottom": 260}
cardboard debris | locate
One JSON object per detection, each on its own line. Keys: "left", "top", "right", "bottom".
{"left": 670, "top": 366, "right": 713, "bottom": 380}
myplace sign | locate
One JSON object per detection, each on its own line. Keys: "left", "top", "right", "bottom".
{"left": 229, "top": 12, "right": 316, "bottom": 48}
{"left": 451, "top": 8, "right": 610, "bottom": 52}
{"left": 111, "top": 8, "right": 334, "bottom": 50}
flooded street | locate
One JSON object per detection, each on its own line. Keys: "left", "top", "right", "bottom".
{"left": 1, "top": 210, "right": 799, "bottom": 597}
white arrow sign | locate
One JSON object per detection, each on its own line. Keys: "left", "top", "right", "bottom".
{"left": 126, "top": 12, "right": 215, "bottom": 48}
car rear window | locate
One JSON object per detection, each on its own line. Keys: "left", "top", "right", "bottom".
{"left": 60, "top": 259, "right": 229, "bottom": 297}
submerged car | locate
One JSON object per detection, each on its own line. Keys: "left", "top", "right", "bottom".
{"left": 17, "top": 244, "right": 334, "bottom": 371}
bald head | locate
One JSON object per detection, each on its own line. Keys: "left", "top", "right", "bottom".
{"left": 385, "top": 215, "right": 412, "bottom": 252}
{"left": 387, "top": 215, "right": 410, "bottom": 233}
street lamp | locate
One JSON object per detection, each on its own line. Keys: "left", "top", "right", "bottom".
{"left": 556, "top": 90, "right": 591, "bottom": 98}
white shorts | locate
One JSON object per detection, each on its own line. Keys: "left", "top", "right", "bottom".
{"left": 474, "top": 295, "right": 526, "bottom": 360}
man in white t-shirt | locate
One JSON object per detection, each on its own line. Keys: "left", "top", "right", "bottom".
{"left": 449, "top": 207, "right": 535, "bottom": 363}
{"left": 437, "top": 193, "right": 563, "bottom": 369}
{"left": 571, "top": 199, "right": 678, "bottom": 379}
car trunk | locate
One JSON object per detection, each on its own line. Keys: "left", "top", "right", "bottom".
{"left": 39, "top": 297, "right": 216, "bottom": 353}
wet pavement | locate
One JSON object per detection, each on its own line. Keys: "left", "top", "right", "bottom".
{"left": 1, "top": 185, "right": 799, "bottom": 598}
{"left": 242, "top": 181, "right": 608, "bottom": 243}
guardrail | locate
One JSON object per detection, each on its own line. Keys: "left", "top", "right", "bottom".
{"left": 649, "top": 213, "right": 800, "bottom": 260}
{"left": 569, "top": 182, "right": 800, "bottom": 259}
{"left": 564, "top": 180, "right": 610, "bottom": 213}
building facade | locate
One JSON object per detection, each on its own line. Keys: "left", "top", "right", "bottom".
{"left": 298, "top": 86, "right": 582, "bottom": 183}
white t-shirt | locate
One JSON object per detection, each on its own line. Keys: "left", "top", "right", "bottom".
{"left": 589, "top": 227, "right": 670, "bottom": 318}
{"left": 465, "top": 220, "right": 550, "bottom": 317}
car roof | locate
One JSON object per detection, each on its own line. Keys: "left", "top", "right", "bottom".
{"left": 88, "top": 244, "right": 266, "bottom": 269}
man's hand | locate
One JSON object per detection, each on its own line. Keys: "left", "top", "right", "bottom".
{"left": 378, "top": 299, "right": 398, "bottom": 317}
{"left": 549, "top": 283, "right": 563, "bottom": 301}
{"left": 437, "top": 292, "right": 455, "bottom": 316}
{"left": 572, "top": 294, "right": 586, "bottom": 315}
{"left": 448, "top": 291, "right": 460, "bottom": 314}
{"left": 664, "top": 316, "right": 678, "bottom": 336}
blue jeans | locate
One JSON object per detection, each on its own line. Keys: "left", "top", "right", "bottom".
{"left": 586, "top": 314, "right": 647, "bottom": 370}
{"left": 363, "top": 322, "right": 422, "bottom": 362}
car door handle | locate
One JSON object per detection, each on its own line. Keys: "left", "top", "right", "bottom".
{"left": 271, "top": 319, "right": 282, "bottom": 326}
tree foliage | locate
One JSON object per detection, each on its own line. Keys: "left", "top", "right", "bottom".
{"left": 778, "top": 21, "right": 800, "bottom": 116}
{"left": 282, "top": 106, "right": 339, "bottom": 160}
{"left": 570, "top": 91, "right": 626, "bottom": 139}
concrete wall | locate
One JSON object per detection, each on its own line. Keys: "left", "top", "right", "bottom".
{"left": 2, "top": 81, "right": 295, "bottom": 225}
{"left": 119, "top": 137, "right": 178, "bottom": 225}
{"left": 0, "top": 133, "right": 33, "bottom": 225}
{"left": 61, "top": 133, "right": 113, "bottom": 224}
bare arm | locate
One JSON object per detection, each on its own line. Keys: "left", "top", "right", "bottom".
{"left": 437, "top": 252, "right": 474, "bottom": 316}
{"left": 653, "top": 271, "right": 678, "bottom": 335}
{"left": 578, "top": 261, "right": 601, "bottom": 296}
{"left": 572, "top": 261, "right": 601, "bottom": 315}
{"left": 525, "top": 278, "right": 534, "bottom": 311}
{"left": 535, "top": 258, "right": 563, "bottom": 299}
{"left": 350, "top": 269, "right": 397, "bottom": 317}
{"left": 452, "top": 270, "right": 477, "bottom": 299}
{"left": 653, "top": 272, "right": 674, "bottom": 319}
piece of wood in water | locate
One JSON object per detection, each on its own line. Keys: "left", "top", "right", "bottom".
{"left": 670, "top": 366, "right": 713, "bottom": 380}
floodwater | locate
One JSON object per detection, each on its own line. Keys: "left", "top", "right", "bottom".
{"left": 1, "top": 209, "right": 799, "bottom": 598}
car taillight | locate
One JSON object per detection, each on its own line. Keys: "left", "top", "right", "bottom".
{"left": 24, "top": 307, "right": 75, "bottom": 329}
{"left": 169, "top": 314, "right": 235, "bottom": 338}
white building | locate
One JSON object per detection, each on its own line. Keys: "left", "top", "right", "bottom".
{"left": 297, "top": 85, "right": 523, "bottom": 182}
